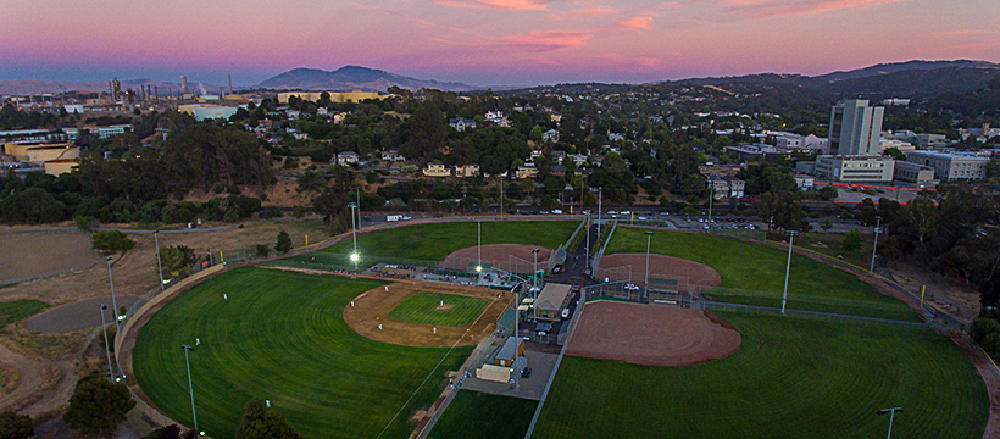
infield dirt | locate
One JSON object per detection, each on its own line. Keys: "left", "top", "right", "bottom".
{"left": 598, "top": 253, "right": 722, "bottom": 290}
{"left": 440, "top": 244, "right": 553, "bottom": 273}
{"left": 567, "top": 301, "right": 740, "bottom": 367}
{"left": 343, "top": 281, "right": 509, "bottom": 348}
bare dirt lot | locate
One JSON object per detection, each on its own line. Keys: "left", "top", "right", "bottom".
{"left": 0, "top": 231, "right": 95, "bottom": 283}
{"left": 343, "top": 281, "right": 509, "bottom": 348}
{"left": 439, "top": 244, "right": 553, "bottom": 273}
{"left": 567, "top": 301, "right": 741, "bottom": 367}
{"left": 599, "top": 253, "right": 722, "bottom": 290}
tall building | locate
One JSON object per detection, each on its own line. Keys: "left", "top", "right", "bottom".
{"left": 828, "top": 99, "right": 884, "bottom": 156}
{"left": 109, "top": 78, "right": 122, "bottom": 100}
{"left": 181, "top": 76, "right": 189, "bottom": 94}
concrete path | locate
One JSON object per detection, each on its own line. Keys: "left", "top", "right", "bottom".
{"left": 26, "top": 296, "right": 140, "bottom": 333}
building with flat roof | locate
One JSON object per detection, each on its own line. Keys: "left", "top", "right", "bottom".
{"left": 725, "top": 144, "right": 790, "bottom": 163}
{"left": 494, "top": 337, "right": 524, "bottom": 367}
{"left": 905, "top": 150, "right": 988, "bottom": 181}
{"left": 893, "top": 161, "right": 936, "bottom": 184}
{"left": 815, "top": 155, "right": 895, "bottom": 183}
{"left": 277, "top": 90, "right": 390, "bottom": 104}
{"left": 178, "top": 104, "right": 239, "bottom": 121}
{"left": 829, "top": 100, "right": 884, "bottom": 156}
{"left": 535, "top": 283, "right": 573, "bottom": 321}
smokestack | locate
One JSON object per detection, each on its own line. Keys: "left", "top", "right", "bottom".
{"left": 228, "top": 73, "right": 233, "bottom": 95}
{"left": 181, "top": 76, "right": 189, "bottom": 94}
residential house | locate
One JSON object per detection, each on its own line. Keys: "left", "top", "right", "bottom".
{"left": 382, "top": 150, "right": 406, "bottom": 162}
{"left": 568, "top": 154, "right": 588, "bottom": 167}
{"left": 455, "top": 164, "right": 480, "bottom": 178}
{"left": 542, "top": 129, "right": 560, "bottom": 143}
{"left": 449, "top": 118, "right": 477, "bottom": 132}
{"left": 551, "top": 150, "right": 567, "bottom": 164}
{"left": 423, "top": 162, "right": 451, "bottom": 177}
{"left": 516, "top": 162, "right": 538, "bottom": 179}
{"left": 337, "top": 151, "right": 359, "bottom": 166}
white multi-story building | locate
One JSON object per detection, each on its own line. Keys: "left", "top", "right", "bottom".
{"left": 829, "top": 100, "right": 884, "bottom": 156}
{"left": 775, "top": 133, "right": 828, "bottom": 152}
{"left": 815, "top": 155, "right": 895, "bottom": 183}
{"left": 905, "top": 150, "right": 988, "bottom": 181}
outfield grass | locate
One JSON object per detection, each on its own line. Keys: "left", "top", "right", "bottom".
{"left": 428, "top": 391, "right": 537, "bottom": 439}
{"left": 534, "top": 313, "right": 989, "bottom": 439}
{"left": 133, "top": 267, "right": 471, "bottom": 439}
{"left": 389, "top": 293, "right": 487, "bottom": 327}
{"left": 270, "top": 221, "right": 579, "bottom": 269}
{"left": 0, "top": 300, "right": 48, "bottom": 327}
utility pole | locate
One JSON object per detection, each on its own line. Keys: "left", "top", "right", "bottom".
{"left": 106, "top": 256, "right": 120, "bottom": 326}
{"left": 871, "top": 217, "right": 881, "bottom": 273}
{"left": 781, "top": 231, "right": 796, "bottom": 315}
{"left": 644, "top": 231, "right": 654, "bottom": 298}
{"left": 100, "top": 305, "right": 113, "bottom": 380}
{"left": 877, "top": 407, "right": 903, "bottom": 439}
{"left": 154, "top": 230, "right": 165, "bottom": 292}
{"left": 357, "top": 187, "right": 362, "bottom": 227}
{"left": 597, "top": 188, "right": 603, "bottom": 243}
{"left": 182, "top": 345, "right": 198, "bottom": 433}
{"left": 477, "top": 221, "right": 482, "bottom": 273}
{"left": 500, "top": 178, "right": 503, "bottom": 220}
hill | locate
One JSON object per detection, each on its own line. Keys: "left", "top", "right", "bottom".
{"left": 255, "top": 66, "right": 474, "bottom": 91}
{"left": 674, "top": 60, "right": 1000, "bottom": 98}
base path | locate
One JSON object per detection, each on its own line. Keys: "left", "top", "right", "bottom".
{"left": 599, "top": 253, "right": 721, "bottom": 290}
{"left": 343, "top": 281, "right": 509, "bottom": 348}
{"left": 440, "top": 244, "right": 553, "bottom": 273}
{"left": 567, "top": 301, "right": 740, "bottom": 367}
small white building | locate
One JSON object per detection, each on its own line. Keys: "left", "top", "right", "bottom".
{"left": 815, "top": 155, "right": 895, "bottom": 183}
{"left": 337, "top": 151, "right": 359, "bottom": 166}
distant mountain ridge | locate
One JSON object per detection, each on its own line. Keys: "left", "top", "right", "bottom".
{"left": 254, "top": 66, "right": 474, "bottom": 92}
{"left": 674, "top": 60, "right": 1000, "bottom": 97}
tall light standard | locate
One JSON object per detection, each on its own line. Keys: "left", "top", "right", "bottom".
{"left": 597, "top": 188, "right": 603, "bottom": 244}
{"left": 644, "top": 231, "right": 654, "bottom": 298}
{"left": 181, "top": 345, "right": 199, "bottom": 433}
{"left": 871, "top": 217, "right": 881, "bottom": 273}
{"left": 154, "top": 229, "right": 165, "bottom": 292}
{"left": 781, "top": 231, "right": 796, "bottom": 315}
{"left": 877, "top": 407, "right": 902, "bottom": 439}
{"left": 106, "top": 256, "right": 120, "bottom": 326}
{"left": 349, "top": 203, "right": 358, "bottom": 269}
{"left": 100, "top": 304, "right": 114, "bottom": 380}
{"left": 707, "top": 183, "right": 714, "bottom": 232}
{"left": 476, "top": 221, "right": 482, "bottom": 274}
{"left": 532, "top": 248, "right": 540, "bottom": 322}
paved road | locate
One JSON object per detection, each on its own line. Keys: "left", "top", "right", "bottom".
{"left": 25, "top": 296, "right": 140, "bottom": 333}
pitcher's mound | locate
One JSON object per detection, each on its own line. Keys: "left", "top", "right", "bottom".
{"left": 567, "top": 301, "right": 740, "bottom": 366}
{"left": 440, "top": 244, "right": 553, "bottom": 272}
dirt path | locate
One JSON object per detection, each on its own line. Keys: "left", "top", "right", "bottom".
{"left": 0, "top": 342, "right": 78, "bottom": 419}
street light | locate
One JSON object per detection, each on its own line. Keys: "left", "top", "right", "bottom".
{"left": 532, "top": 248, "right": 540, "bottom": 322}
{"left": 100, "top": 304, "right": 114, "bottom": 380}
{"left": 877, "top": 407, "right": 902, "bottom": 439}
{"left": 871, "top": 217, "right": 881, "bottom": 273}
{"left": 349, "top": 203, "right": 358, "bottom": 269}
{"left": 644, "top": 231, "right": 653, "bottom": 298}
{"left": 181, "top": 345, "right": 199, "bottom": 433}
{"left": 154, "top": 229, "right": 165, "bottom": 292}
{"left": 781, "top": 231, "right": 796, "bottom": 315}
{"left": 106, "top": 256, "right": 120, "bottom": 326}
{"left": 477, "top": 221, "right": 482, "bottom": 274}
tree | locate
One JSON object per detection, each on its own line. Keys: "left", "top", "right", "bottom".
{"left": 255, "top": 244, "right": 270, "bottom": 258}
{"left": 235, "top": 398, "right": 303, "bottom": 439}
{"left": 160, "top": 245, "right": 196, "bottom": 275}
{"left": 75, "top": 215, "right": 96, "bottom": 231}
{"left": 275, "top": 230, "right": 292, "bottom": 254}
{"left": 142, "top": 424, "right": 198, "bottom": 439}
{"left": 0, "top": 187, "right": 66, "bottom": 223}
{"left": 0, "top": 411, "right": 33, "bottom": 439}
{"left": 63, "top": 378, "right": 136, "bottom": 435}
{"left": 842, "top": 228, "right": 862, "bottom": 253}
{"left": 883, "top": 147, "right": 906, "bottom": 161}
{"left": 92, "top": 230, "right": 136, "bottom": 259}
{"left": 821, "top": 219, "right": 832, "bottom": 232}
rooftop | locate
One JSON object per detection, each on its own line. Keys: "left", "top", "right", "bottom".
{"left": 536, "top": 283, "right": 572, "bottom": 311}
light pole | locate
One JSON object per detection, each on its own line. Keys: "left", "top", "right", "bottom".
{"left": 644, "top": 231, "right": 653, "bottom": 298}
{"left": 781, "top": 231, "right": 796, "bottom": 315}
{"left": 708, "top": 183, "right": 714, "bottom": 232}
{"left": 349, "top": 203, "right": 358, "bottom": 269}
{"left": 871, "top": 217, "right": 881, "bottom": 273}
{"left": 476, "top": 221, "right": 482, "bottom": 274}
{"left": 100, "top": 304, "right": 114, "bottom": 380}
{"left": 182, "top": 345, "right": 198, "bottom": 433}
{"left": 532, "top": 248, "right": 540, "bottom": 322}
{"left": 106, "top": 256, "right": 120, "bottom": 326}
{"left": 154, "top": 229, "right": 165, "bottom": 292}
{"left": 877, "top": 407, "right": 902, "bottom": 439}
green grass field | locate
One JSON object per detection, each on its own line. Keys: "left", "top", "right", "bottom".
{"left": 0, "top": 300, "right": 48, "bottom": 327}
{"left": 428, "top": 391, "right": 538, "bottom": 439}
{"left": 389, "top": 293, "right": 488, "bottom": 327}
{"left": 133, "top": 267, "right": 471, "bottom": 439}
{"left": 269, "top": 221, "right": 579, "bottom": 270}
{"left": 534, "top": 313, "right": 989, "bottom": 438}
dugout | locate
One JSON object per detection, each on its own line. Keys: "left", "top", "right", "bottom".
{"left": 535, "top": 283, "right": 573, "bottom": 321}
{"left": 494, "top": 337, "right": 524, "bottom": 367}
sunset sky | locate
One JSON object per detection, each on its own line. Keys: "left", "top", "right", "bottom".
{"left": 2, "top": 0, "right": 999, "bottom": 87}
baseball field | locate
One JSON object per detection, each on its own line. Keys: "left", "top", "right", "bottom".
{"left": 389, "top": 292, "right": 488, "bottom": 326}
{"left": 269, "top": 221, "right": 579, "bottom": 269}
{"left": 606, "top": 228, "right": 918, "bottom": 320}
{"left": 132, "top": 267, "right": 475, "bottom": 439}
{"left": 533, "top": 311, "right": 989, "bottom": 438}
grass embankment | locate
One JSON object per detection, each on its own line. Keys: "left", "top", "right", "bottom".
{"left": 134, "top": 267, "right": 471, "bottom": 439}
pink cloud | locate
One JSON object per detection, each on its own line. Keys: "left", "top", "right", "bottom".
{"left": 933, "top": 29, "right": 989, "bottom": 37}
{"left": 553, "top": 7, "right": 622, "bottom": 19}
{"left": 596, "top": 54, "right": 665, "bottom": 71}
{"left": 720, "top": 0, "right": 903, "bottom": 18}
{"left": 431, "top": 0, "right": 556, "bottom": 11}
{"left": 616, "top": 16, "right": 654, "bottom": 30}
{"left": 634, "top": 1, "right": 682, "bottom": 16}
{"left": 496, "top": 30, "right": 594, "bottom": 51}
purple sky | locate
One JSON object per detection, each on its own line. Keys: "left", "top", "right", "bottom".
{"left": 2, "top": 0, "right": 998, "bottom": 87}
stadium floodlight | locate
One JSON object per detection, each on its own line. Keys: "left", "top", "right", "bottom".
{"left": 476, "top": 265, "right": 482, "bottom": 273}
{"left": 781, "top": 231, "right": 796, "bottom": 315}
{"left": 154, "top": 229, "right": 165, "bottom": 293}
{"left": 100, "top": 304, "right": 114, "bottom": 380}
{"left": 877, "top": 407, "right": 902, "bottom": 439}
{"left": 349, "top": 253, "right": 360, "bottom": 263}
{"left": 105, "top": 256, "right": 120, "bottom": 327}
{"left": 644, "top": 231, "right": 654, "bottom": 298}
{"left": 181, "top": 344, "right": 199, "bottom": 433}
